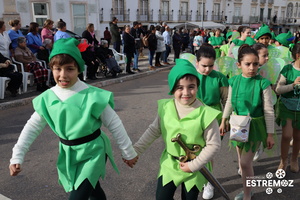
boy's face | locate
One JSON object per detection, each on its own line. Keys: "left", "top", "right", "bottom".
{"left": 52, "top": 62, "right": 80, "bottom": 88}
{"left": 258, "top": 35, "right": 270, "bottom": 46}
{"left": 173, "top": 77, "right": 198, "bottom": 106}
{"left": 196, "top": 57, "right": 215, "bottom": 76}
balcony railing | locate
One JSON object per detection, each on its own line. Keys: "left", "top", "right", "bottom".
{"left": 136, "top": 14, "right": 148, "bottom": 22}
{"left": 178, "top": 14, "right": 189, "bottom": 21}
{"left": 212, "top": 15, "right": 222, "bottom": 22}
{"left": 232, "top": 16, "right": 243, "bottom": 24}
{"left": 277, "top": 17, "right": 287, "bottom": 24}
{"left": 249, "top": 16, "right": 259, "bottom": 23}
{"left": 196, "top": 15, "right": 208, "bottom": 21}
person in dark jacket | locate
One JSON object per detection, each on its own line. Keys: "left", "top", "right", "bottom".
{"left": 0, "top": 53, "right": 22, "bottom": 97}
{"left": 109, "top": 17, "right": 121, "bottom": 53}
{"left": 79, "top": 39, "right": 99, "bottom": 80}
{"left": 172, "top": 29, "right": 182, "bottom": 62}
{"left": 147, "top": 25, "right": 157, "bottom": 70}
{"left": 122, "top": 25, "right": 135, "bottom": 74}
{"left": 82, "top": 23, "right": 99, "bottom": 51}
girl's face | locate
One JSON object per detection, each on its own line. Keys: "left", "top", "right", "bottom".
{"left": 275, "top": 41, "right": 281, "bottom": 46}
{"left": 241, "top": 29, "right": 251, "bottom": 38}
{"left": 125, "top": 26, "right": 130, "bottom": 33}
{"left": 174, "top": 77, "right": 198, "bottom": 106}
{"left": 257, "top": 35, "right": 270, "bottom": 46}
{"left": 237, "top": 54, "right": 259, "bottom": 77}
{"left": 257, "top": 48, "right": 269, "bottom": 66}
{"left": 0, "top": 24, "right": 6, "bottom": 31}
{"left": 196, "top": 57, "right": 215, "bottom": 76}
{"left": 52, "top": 62, "right": 80, "bottom": 88}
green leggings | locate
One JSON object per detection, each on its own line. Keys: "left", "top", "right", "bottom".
{"left": 69, "top": 179, "right": 106, "bottom": 200}
{"left": 156, "top": 176, "right": 199, "bottom": 200}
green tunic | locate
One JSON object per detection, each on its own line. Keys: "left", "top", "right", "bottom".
{"left": 32, "top": 85, "right": 118, "bottom": 192}
{"left": 208, "top": 36, "right": 225, "bottom": 58}
{"left": 276, "top": 64, "right": 300, "bottom": 129}
{"left": 232, "top": 37, "right": 256, "bottom": 46}
{"left": 229, "top": 75, "right": 271, "bottom": 152}
{"left": 197, "top": 70, "right": 229, "bottom": 111}
{"left": 157, "top": 99, "right": 221, "bottom": 192}
{"left": 220, "top": 44, "right": 230, "bottom": 56}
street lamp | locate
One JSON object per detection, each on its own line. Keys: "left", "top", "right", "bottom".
{"left": 201, "top": 0, "right": 204, "bottom": 29}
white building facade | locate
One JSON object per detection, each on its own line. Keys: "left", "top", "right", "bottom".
{"left": 0, "top": 0, "right": 298, "bottom": 39}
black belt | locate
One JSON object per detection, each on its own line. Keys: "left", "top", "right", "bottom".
{"left": 59, "top": 129, "right": 101, "bottom": 146}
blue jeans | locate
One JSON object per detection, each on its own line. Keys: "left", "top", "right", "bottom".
{"left": 164, "top": 45, "right": 171, "bottom": 62}
{"left": 133, "top": 49, "right": 139, "bottom": 69}
{"left": 149, "top": 50, "right": 155, "bottom": 66}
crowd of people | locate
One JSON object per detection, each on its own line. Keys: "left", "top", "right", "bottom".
{"left": 3, "top": 17, "right": 300, "bottom": 200}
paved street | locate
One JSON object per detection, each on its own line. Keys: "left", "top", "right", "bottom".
{"left": 0, "top": 65, "right": 299, "bottom": 199}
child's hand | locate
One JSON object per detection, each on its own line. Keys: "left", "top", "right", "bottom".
{"left": 9, "top": 164, "right": 22, "bottom": 176}
{"left": 293, "top": 77, "right": 300, "bottom": 86}
{"left": 122, "top": 156, "right": 139, "bottom": 168}
{"left": 266, "top": 134, "right": 275, "bottom": 149}
{"left": 179, "top": 162, "right": 192, "bottom": 173}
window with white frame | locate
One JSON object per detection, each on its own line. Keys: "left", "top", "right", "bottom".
{"left": 198, "top": 2, "right": 206, "bottom": 15}
{"left": 251, "top": 7, "right": 256, "bottom": 16}
{"left": 295, "top": 3, "right": 298, "bottom": 17}
{"left": 32, "top": 2, "right": 49, "bottom": 26}
{"left": 181, "top": 2, "right": 188, "bottom": 15}
{"left": 214, "top": 3, "right": 220, "bottom": 16}
{"left": 162, "top": 1, "right": 169, "bottom": 15}
{"left": 72, "top": 4, "right": 86, "bottom": 35}
{"left": 115, "top": 0, "right": 124, "bottom": 15}
{"left": 234, "top": 6, "right": 241, "bottom": 16}
{"left": 287, "top": 3, "right": 293, "bottom": 18}
{"left": 139, "top": 0, "right": 148, "bottom": 15}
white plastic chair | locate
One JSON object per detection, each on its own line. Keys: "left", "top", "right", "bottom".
{"left": 0, "top": 64, "right": 21, "bottom": 99}
{"left": 11, "top": 57, "right": 34, "bottom": 93}
{"left": 109, "top": 48, "right": 126, "bottom": 72}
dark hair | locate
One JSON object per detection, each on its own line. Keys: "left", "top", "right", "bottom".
{"left": 156, "top": 25, "right": 161, "bottom": 32}
{"left": 252, "top": 43, "right": 267, "bottom": 52}
{"left": 49, "top": 54, "right": 79, "bottom": 71}
{"left": 196, "top": 44, "right": 216, "bottom": 61}
{"left": 133, "top": 21, "right": 138, "bottom": 27}
{"left": 112, "top": 17, "right": 118, "bottom": 22}
{"left": 0, "top": 20, "right": 4, "bottom": 29}
{"left": 291, "top": 43, "right": 300, "bottom": 60}
{"left": 29, "top": 22, "right": 39, "bottom": 33}
{"left": 238, "top": 44, "right": 258, "bottom": 63}
{"left": 57, "top": 19, "right": 66, "bottom": 29}
{"left": 171, "top": 74, "right": 199, "bottom": 94}
{"left": 8, "top": 19, "right": 20, "bottom": 27}
{"left": 237, "top": 26, "right": 250, "bottom": 35}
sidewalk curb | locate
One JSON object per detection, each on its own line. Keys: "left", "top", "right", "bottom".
{"left": 0, "top": 66, "right": 172, "bottom": 111}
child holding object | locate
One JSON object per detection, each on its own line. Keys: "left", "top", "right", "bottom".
{"left": 195, "top": 44, "right": 229, "bottom": 200}
{"left": 131, "top": 59, "right": 221, "bottom": 200}
{"left": 219, "top": 44, "right": 275, "bottom": 200}
{"left": 9, "top": 38, "right": 138, "bottom": 200}
{"left": 275, "top": 43, "right": 300, "bottom": 173}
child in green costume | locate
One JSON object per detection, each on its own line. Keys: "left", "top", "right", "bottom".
{"left": 275, "top": 43, "right": 300, "bottom": 173}
{"left": 208, "top": 28, "right": 225, "bottom": 58}
{"left": 228, "top": 26, "right": 256, "bottom": 58}
{"left": 220, "top": 44, "right": 275, "bottom": 200}
{"left": 195, "top": 44, "right": 228, "bottom": 199}
{"left": 220, "top": 31, "right": 233, "bottom": 57}
{"left": 254, "top": 24, "right": 274, "bottom": 50}
{"left": 9, "top": 38, "right": 138, "bottom": 200}
{"left": 133, "top": 59, "right": 221, "bottom": 200}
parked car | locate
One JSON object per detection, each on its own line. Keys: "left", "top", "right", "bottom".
{"left": 20, "top": 26, "right": 82, "bottom": 40}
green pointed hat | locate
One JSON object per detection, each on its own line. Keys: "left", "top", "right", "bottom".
{"left": 49, "top": 38, "right": 85, "bottom": 72}
{"left": 254, "top": 24, "right": 271, "bottom": 40}
{"left": 275, "top": 31, "right": 293, "bottom": 47}
{"left": 168, "top": 59, "right": 199, "bottom": 95}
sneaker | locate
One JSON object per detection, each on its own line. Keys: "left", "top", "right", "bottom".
{"left": 238, "top": 168, "right": 242, "bottom": 176}
{"left": 202, "top": 182, "right": 214, "bottom": 200}
{"left": 148, "top": 66, "right": 156, "bottom": 70}
{"left": 253, "top": 144, "right": 264, "bottom": 162}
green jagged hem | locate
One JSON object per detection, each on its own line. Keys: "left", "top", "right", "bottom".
{"left": 275, "top": 99, "right": 300, "bottom": 130}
